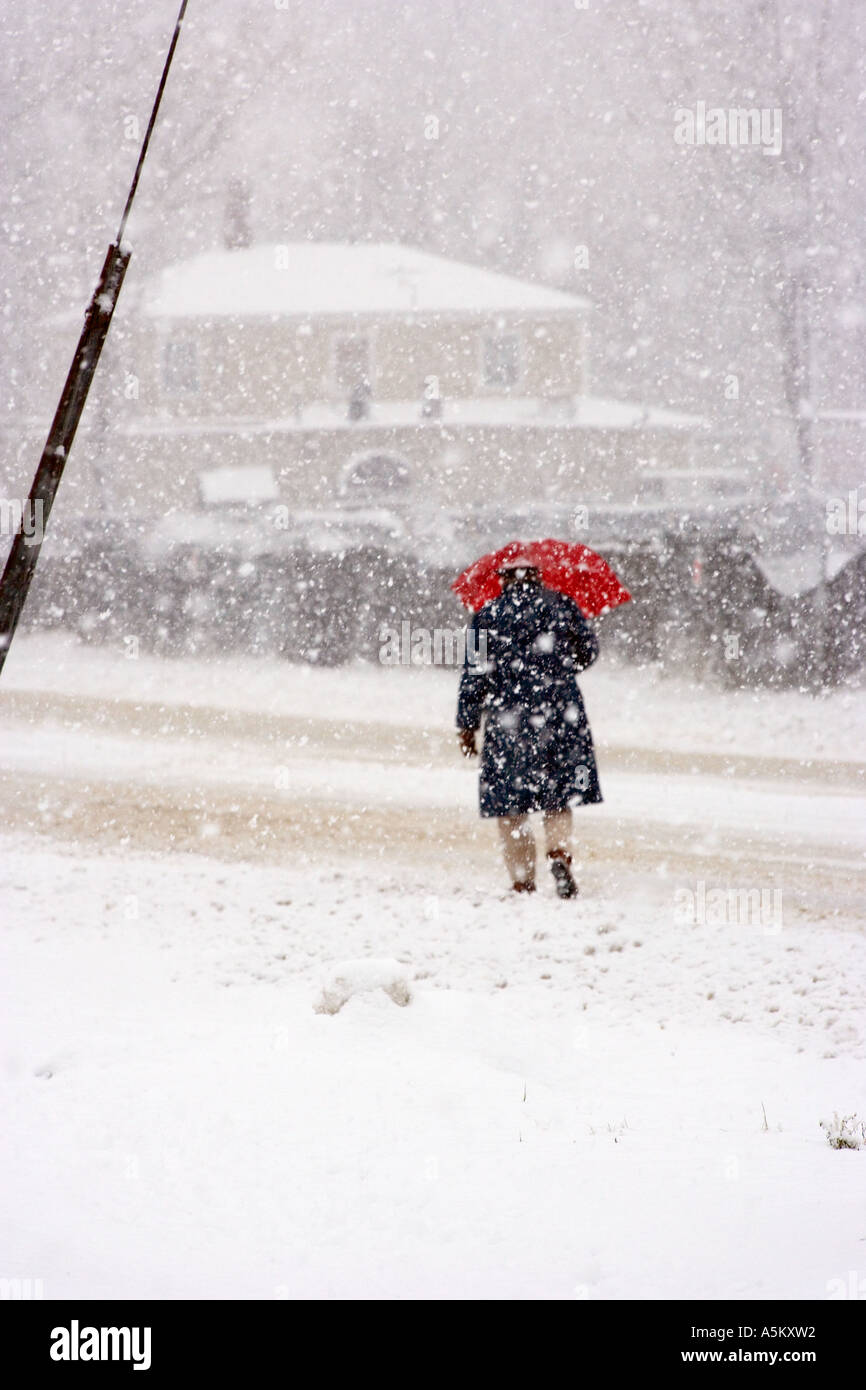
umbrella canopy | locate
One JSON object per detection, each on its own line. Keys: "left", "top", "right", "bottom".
{"left": 452, "top": 538, "right": 631, "bottom": 617}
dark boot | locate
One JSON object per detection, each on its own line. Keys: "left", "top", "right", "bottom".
{"left": 547, "top": 850, "right": 578, "bottom": 899}
{"left": 512, "top": 879, "right": 536, "bottom": 894}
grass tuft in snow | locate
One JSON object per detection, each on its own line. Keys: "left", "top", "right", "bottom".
{"left": 819, "top": 1113, "right": 866, "bottom": 1150}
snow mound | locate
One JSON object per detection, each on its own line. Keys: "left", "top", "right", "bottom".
{"left": 314, "top": 958, "right": 412, "bottom": 1015}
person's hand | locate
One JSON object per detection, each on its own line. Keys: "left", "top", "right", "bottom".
{"left": 458, "top": 728, "right": 478, "bottom": 759}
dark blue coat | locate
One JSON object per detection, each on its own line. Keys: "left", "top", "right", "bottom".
{"left": 457, "top": 582, "right": 602, "bottom": 818}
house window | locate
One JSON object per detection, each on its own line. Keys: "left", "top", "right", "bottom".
{"left": 333, "top": 334, "right": 372, "bottom": 396}
{"left": 483, "top": 331, "right": 521, "bottom": 388}
{"left": 340, "top": 450, "right": 411, "bottom": 500}
{"left": 162, "top": 339, "right": 198, "bottom": 394}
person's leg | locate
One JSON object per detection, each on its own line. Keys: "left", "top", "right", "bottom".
{"left": 542, "top": 808, "right": 573, "bottom": 859}
{"left": 496, "top": 814, "right": 537, "bottom": 890}
{"left": 542, "top": 808, "right": 578, "bottom": 898}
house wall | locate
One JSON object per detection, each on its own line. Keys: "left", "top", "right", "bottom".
{"left": 133, "top": 309, "right": 586, "bottom": 419}
{"left": 74, "top": 419, "right": 693, "bottom": 518}
{"left": 1, "top": 293, "right": 701, "bottom": 535}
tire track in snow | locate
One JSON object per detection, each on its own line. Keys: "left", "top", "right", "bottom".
{"left": 1, "top": 764, "right": 863, "bottom": 923}
{"left": 3, "top": 687, "right": 865, "bottom": 788}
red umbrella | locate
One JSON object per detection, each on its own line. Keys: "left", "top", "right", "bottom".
{"left": 452, "top": 538, "right": 631, "bottom": 617}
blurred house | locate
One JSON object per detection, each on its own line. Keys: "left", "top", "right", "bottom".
{"left": 101, "top": 241, "right": 732, "bottom": 522}
{"left": 1, "top": 242, "right": 746, "bottom": 545}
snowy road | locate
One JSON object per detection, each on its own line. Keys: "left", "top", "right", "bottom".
{"left": 1, "top": 635, "right": 865, "bottom": 1299}
{"left": 2, "top": 678, "right": 865, "bottom": 917}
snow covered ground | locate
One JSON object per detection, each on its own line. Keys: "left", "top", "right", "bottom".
{"left": 1, "top": 632, "right": 865, "bottom": 1299}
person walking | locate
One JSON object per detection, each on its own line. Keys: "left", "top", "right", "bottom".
{"left": 456, "top": 557, "right": 602, "bottom": 897}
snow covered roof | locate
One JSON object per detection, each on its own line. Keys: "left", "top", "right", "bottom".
{"left": 751, "top": 546, "right": 855, "bottom": 596}
{"left": 141, "top": 242, "right": 590, "bottom": 319}
{"left": 123, "top": 394, "right": 703, "bottom": 435}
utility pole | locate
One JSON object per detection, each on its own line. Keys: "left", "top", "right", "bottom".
{"left": 0, "top": 0, "right": 189, "bottom": 676}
